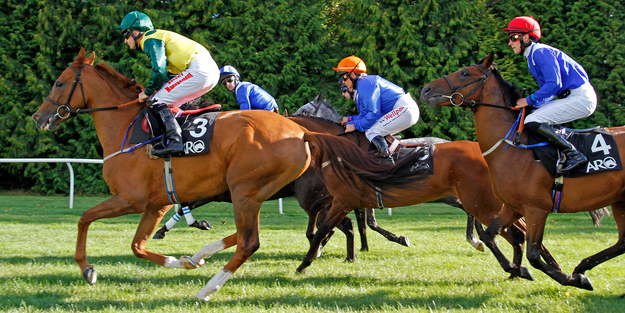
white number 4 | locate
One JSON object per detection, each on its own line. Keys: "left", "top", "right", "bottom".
{"left": 591, "top": 134, "right": 612, "bottom": 155}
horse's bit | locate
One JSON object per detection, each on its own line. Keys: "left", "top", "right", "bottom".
{"left": 442, "top": 65, "right": 507, "bottom": 110}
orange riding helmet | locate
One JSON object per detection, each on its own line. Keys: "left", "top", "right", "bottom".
{"left": 333, "top": 55, "right": 367, "bottom": 74}
{"left": 504, "top": 16, "right": 541, "bottom": 40}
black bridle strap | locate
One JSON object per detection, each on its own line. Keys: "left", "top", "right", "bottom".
{"left": 45, "top": 63, "right": 143, "bottom": 117}
{"left": 442, "top": 65, "right": 511, "bottom": 110}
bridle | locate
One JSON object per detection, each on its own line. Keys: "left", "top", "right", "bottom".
{"left": 45, "top": 63, "right": 142, "bottom": 120}
{"left": 442, "top": 65, "right": 510, "bottom": 110}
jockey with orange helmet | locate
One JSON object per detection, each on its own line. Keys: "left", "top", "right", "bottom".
{"left": 333, "top": 55, "right": 420, "bottom": 161}
{"left": 506, "top": 16, "right": 597, "bottom": 172}
{"left": 117, "top": 11, "right": 220, "bottom": 157}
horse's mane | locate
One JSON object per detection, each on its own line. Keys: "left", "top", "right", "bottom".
{"left": 477, "top": 57, "right": 522, "bottom": 108}
{"left": 289, "top": 113, "right": 341, "bottom": 126}
{"left": 71, "top": 55, "right": 140, "bottom": 99}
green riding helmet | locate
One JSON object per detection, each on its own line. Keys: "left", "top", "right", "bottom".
{"left": 116, "top": 11, "right": 154, "bottom": 32}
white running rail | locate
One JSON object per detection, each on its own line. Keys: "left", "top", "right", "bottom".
{"left": 0, "top": 158, "right": 103, "bottom": 209}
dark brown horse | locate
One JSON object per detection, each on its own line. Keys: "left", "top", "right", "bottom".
{"left": 31, "top": 49, "right": 428, "bottom": 300}
{"left": 293, "top": 115, "right": 561, "bottom": 277}
{"left": 420, "top": 53, "right": 625, "bottom": 290}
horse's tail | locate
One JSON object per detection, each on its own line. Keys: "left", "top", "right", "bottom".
{"left": 303, "top": 131, "right": 430, "bottom": 197}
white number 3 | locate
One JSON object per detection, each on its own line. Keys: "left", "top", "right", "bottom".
{"left": 190, "top": 118, "right": 208, "bottom": 138}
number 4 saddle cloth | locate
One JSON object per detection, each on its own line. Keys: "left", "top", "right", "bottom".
{"left": 129, "top": 106, "right": 220, "bottom": 157}
{"left": 529, "top": 127, "right": 623, "bottom": 177}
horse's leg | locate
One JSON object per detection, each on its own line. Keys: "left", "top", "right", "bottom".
{"left": 186, "top": 233, "right": 238, "bottom": 266}
{"left": 332, "top": 216, "right": 355, "bottom": 262}
{"left": 75, "top": 195, "right": 148, "bottom": 284}
{"left": 196, "top": 198, "right": 263, "bottom": 301}
{"left": 153, "top": 203, "right": 186, "bottom": 239}
{"left": 366, "top": 208, "right": 410, "bottom": 247}
{"left": 467, "top": 214, "right": 484, "bottom": 251}
{"left": 523, "top": 207, "right": 593, "bottom": 290}
{"left": 354, "top": 208, "right": 369, "bottom": 251}
{"left": 296, "top": 198, "right": 352, "bottom": 273}
{"left": 131, "top": 205, "right": 184, "bottom": 266}
{"left": 479, "top": 204, "right": 526, "bottom": 279}
{"left": 511, "top": 218, "right": 561, "bottom": 270}
{"left": 573, "top": 202, "right": 625, "bottom": 284}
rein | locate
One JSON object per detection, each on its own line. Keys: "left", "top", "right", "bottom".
{"left": 45, "top": 63, "right": 144, "bottom": 120}
{"left": 442, "top": 65, "right": 510, "bottom": 110}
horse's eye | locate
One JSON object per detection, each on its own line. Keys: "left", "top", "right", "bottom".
{"left": 461, "top": 71, "right": 470, "bottom": 77}
{"left": 55, "top": 81, "right": 63, "bottom": 87}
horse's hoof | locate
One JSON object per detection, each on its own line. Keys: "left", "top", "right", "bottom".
{"left": 572, "top": 273, "right": 593, "bottom": 291}
{"left": 360, "top": 247, "right": 369, "bottom": 252}
{"left": 152, "top": 231, "right": 166, "bottom": 240}
{"left": 344, "top": 257, "right": 355, "bottom": 263}
{"left": 296, "top": 267, "right": 307, "bottom": 274}
{"left": 519, "top": 266, "right": 534, "bottom": 281}
{"left": 399, "top": 236, "right": 411, "bottom": 247}
{"left": 83, "top": 265, "right": 97, "bottom": 285}
{"left": 198, "top": 220, "right": 212, "bottom": 230}
{"left": 181, "top": 256, "right": 203, "bottom": 269}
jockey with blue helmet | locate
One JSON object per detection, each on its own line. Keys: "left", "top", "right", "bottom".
{"left": 219, "top": 66, "right": 278, "bottom": 112}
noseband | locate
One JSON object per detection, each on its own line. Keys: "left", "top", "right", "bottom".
{"left": 442, "top": 65, "right": 509, "bottom": 110}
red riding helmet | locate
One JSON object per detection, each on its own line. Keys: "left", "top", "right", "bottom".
{"left": 504, "top": 16, "right": 541, "bottom": 40}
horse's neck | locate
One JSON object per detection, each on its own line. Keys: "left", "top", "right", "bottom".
{"left": 86, "top": 77, "right": 141, "bottom": 154}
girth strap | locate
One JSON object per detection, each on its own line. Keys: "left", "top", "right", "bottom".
{"left": 551, "top": 175, "right": 564, "bottom": 213}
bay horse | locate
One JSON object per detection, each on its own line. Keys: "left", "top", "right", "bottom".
{"left": 420, "top": 53, "right": 625, "bottom": 290}
{"left": 292, "top": 116, "right": 559, "bottom": 277}
{"left": 31, "top": 49, "right": 429, "bottom": 300}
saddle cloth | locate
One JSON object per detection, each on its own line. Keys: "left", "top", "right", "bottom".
{"left": 389, "top": 139, "right": 435, "bottom": 175}
{"left": 129, "top": 107, "right": 219, "bottom": 157}
{"left": 529, "top": 127, "right": 622, "bottom": 177}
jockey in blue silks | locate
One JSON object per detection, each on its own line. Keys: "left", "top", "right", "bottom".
{"left": 219, "top": 66, "right": 279, "bottom": 113}
{"left": 334, "top": 55, "right": 420, "bottom": 162}
{"left": 506, "top": 16, "right": 597, "bottom": 172}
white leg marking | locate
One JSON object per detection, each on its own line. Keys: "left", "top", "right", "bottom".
{"left": 196, "top": 269, "right": 233, "bottom": 301}
{"left": 192, "top": 239, "right": 226, "bottom": 264}
{"left": 163, "top": 256, "right": 186, "bottom": 268}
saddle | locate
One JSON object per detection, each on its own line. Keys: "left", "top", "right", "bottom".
{"left": 384, "top": 136, "right": 436, "bottom": 175}
{"left": 129, "top": 100, "right": 222, "bottom": 157}
{"left": 529, "top": 126, "right": 622, "bottom": 177}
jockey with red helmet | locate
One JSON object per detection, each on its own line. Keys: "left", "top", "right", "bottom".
{"left": 333, "top": 55, "right": 420, "bottom": 162}
{"left": 506, "top": 16, "right": 597, "bottom": 172}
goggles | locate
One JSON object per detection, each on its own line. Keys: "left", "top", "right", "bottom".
{"left": 122, "top": 29, "right": 132, "bottom": 40}
{"left": 508, "top": 33, "right": 523, "bottom": 42}
{"left": 222, "top": 76, "right": 235, "bottom": 86}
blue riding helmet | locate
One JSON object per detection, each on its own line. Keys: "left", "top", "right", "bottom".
{"left": 219, "top": 65, "right": 241, "bottom": 84}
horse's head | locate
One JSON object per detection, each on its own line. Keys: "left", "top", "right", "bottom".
{"left": 32, "top": 48, "right": 95, "bottom": 131}
{"left": 420, "top": 53, "right": 500, "bottom": 109}
{"left": 294, "top": 91, "right": 343, "bottom": 123}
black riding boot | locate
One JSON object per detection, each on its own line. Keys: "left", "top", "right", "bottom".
{"left": 532, "top": 122, "right": 587, "bottom": 172}
{"left": 152, "top": 104, "right": 184, "bottom": 157}
{"left": 370, "top": 135, "right": 395, "bottom": 165}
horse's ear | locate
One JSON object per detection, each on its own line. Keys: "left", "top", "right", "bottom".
{"left": 283, "top": 108, "right": 288, "bottom": 116}
{"left": 85, "top": 51, "right": 95, "bottom": 65}
{"left": 77, "top": 48, "right": 87, "bottom": 61}
{"left": 317, "top": 90, "right": 323, "bottom": 101}
{"left": 483, "top": 53, "right": 495, "bottom": 68}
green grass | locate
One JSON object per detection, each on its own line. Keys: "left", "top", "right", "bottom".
{"left": 0, "top": 195, "right": 624, "bottom": 312}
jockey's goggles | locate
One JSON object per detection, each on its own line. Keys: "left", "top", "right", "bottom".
{"left": 222, "top": 76, "right": 236, "bottom": 86}
{"left": 122, "top": 29, "right": 132, "bottom": 40}
{"left": 508, "top": 33, "right": 523, "bottom": 42}
{"left": 337, "top": 72, "right": 350, "bottom": 86}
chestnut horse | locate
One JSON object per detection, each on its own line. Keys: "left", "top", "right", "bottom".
{"left": 31, "top": 49, "right": 428, "bottom": 300}
{"left": 293, "top": 116, "right": 559, "bottom": 277}
{"left": 420, "top": 53, "right": 625, "bottom": 290}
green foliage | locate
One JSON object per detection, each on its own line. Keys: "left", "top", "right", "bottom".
{"left": 1, "top": 0, "right": 624, "bottom": 194}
